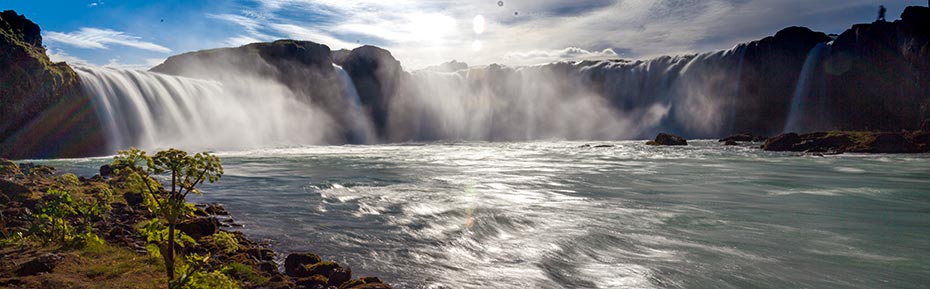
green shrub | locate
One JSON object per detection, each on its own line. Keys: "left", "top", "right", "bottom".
{"left": 61, "top": 173, "right": 81, "bottom": 186}
{"left": 32, "top": 188, "right": 106, "bottom": 247}
{"left": 213, "top": 231, "right": 239, "bottom": 254}
{"left": 182, "top": 271, "right": 240, "bottom": 289}
{"left": 221, "top": 263, "right": 268, "bottom": 285}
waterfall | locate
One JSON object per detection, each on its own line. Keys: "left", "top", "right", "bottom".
{"left": 784, "top": 43, "right": 830, "bottom": 133}
{"left": 71, "top": 41, "right": 797, "bottom": 152}
{"left": 74, "top": 65, "right": 338, "bottom": 152}
{"left": 333, "top": 64, "right": 376, "bottom": 144}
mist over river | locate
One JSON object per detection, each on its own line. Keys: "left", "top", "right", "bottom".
{"left": 36, "top": 141, "right": 930, "bottom": 289}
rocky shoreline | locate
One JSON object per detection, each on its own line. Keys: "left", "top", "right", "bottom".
{"left": 0, "top": 160, "right": 393, "bottom": 289}
{"left": 644, "top": 130, "right": 930, "bottom": 155}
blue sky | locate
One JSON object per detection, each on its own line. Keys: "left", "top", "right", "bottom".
{"left": 5, "top": 0, "right": 926, "bottom": 69}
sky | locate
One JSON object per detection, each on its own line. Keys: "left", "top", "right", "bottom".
{"left": 4, "top": 0, "right": 926, "bottom": 70}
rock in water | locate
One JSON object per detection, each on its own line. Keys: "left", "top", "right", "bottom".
{"left": 647, "top": 133, "right": 688, "bottom": 146}
{"left": 867, "top": 133, "right": 920, "bottom": 153}
{"left": 284, "top": 252, "right": 322, "bottom": 277}
{"left": 762, "top": 133, "right": 802, "bottom": 151}
{"left": 763, "top": 131, "right": 929, "bottom": 154}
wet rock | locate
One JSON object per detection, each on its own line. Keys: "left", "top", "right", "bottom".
{"left": 16, "top": 253, "right": 62, "bottom": 276}
{"left": 177, "top": 217, "right": 219, "bottom": 239}
{"left": 724, "top": 140, "right": 738, "bottom": 146}
{"left": 0, "top": 159, "right": 21, "bottom": 176}
{"left": 297, "top": 275, "right": 329, "bottom": 288}
{"left": 920, "top": 119, "right": 930, "bottom": 132}
{"left": 204, "top": 203, "right": 229, "bottom": 215}
{"left": 99, "top": 164, "right": 114, "bottom": 178}
{"left": 294, "top": 261, "right": 342, "bottom": 279}
{"left": 258, "top": 261, "right": 278, "bottom": 275}
{"left": 646, "top": 133, "right": 687, "bottom": 146}
{"left": 123, "top": 192, "right": 144, "bottom": 208}
{"left": 246, "top": 247, "right": 276, "bottom": 261}
{"left": 285, "top": 253, "right": 322, "bottom": 277}
{"left": 327, "top": 267, "right": 352, "bottom": 287}
{"left": 867, "top": 133, "right": 920, "bottom": 153}
{"left": 0, "top": 179, "right": 30, "bottom": 199}
{"left": 762, "top": 133, "right": 801, "bottom": 151}
{"left": 18, "top": 164, "right": 54, "bottom": 176}
{"left": 719, "top": 133, "right": 767, "bottom": 143}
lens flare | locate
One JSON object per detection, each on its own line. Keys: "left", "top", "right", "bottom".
{"left": 473, "top": 15, "right": 485, "bottom": 35}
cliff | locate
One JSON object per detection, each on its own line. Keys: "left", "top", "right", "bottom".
{"left": 0, "top": 10, "right": 104, "bottom": 159}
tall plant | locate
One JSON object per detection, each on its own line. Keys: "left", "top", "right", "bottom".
{"left": 112, "top": 148, "right": 223, "bottom": 287}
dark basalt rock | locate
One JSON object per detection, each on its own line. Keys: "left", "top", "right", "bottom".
{"left": 284, "top": 252, "right": 322, "bottom": 277}
{"left": 762, "top": 133, "right": 801, "bottom": 151}
{"left": 336, "top": 45, "right": 408, "bottom": 139}
{"left": 177, "top": 217, "right": 219, "bottom": 239}
{"left": 719, "top": 133, "right": 767, "bottom": 143}
{"left": 296, "top": 275, "right": 329, "bottom": 288}
{"left": 867, "top": 133, "right": 921, "bottom": 153}
{"left": 99, "top": 164, "right": 114, "bottom": 178}
{"left": 327, "top": 267, "right": 352, "bottom": 287}
{"left": 0, "top": 159, "right": 21, "bottom": 176}
{"left": 15, "top": 253, "right": 62, "bottom": 276}
{"left": 647, "top": 133, "right": 688, "bottom": 146}
{"left": 763, "top": 131, "right": 930, "bottom": 154}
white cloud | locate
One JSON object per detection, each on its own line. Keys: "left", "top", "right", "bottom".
{"left": 103, "top": 57, "right": 167, "bottom": 70}
{"left": 202, "top": 0, "right": 923, "bottom": 69}
{"left": 505, "top": 47, "right": 618, "bottom": 65}
{"left": 44, "top": 28, "right": 171, "bottom": 53}
{"left": 46, "top": 48, "right": 90, "bottom": 65}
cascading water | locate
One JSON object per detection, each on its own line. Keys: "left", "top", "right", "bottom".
{"left": 334, "top": 64, "right": 376, "bottom": 144}
{"left": 73, "top": 39, "right": 816, "bottom": 151}
{"left": 784, "top": 43, "right": 831, "bottom": 133}
{"left": 74, "top": 65, "right": 339, "bottom": 152}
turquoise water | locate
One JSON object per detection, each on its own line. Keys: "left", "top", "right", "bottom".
{"left": 39, "top": 141, "right": 930, "bottom": 288}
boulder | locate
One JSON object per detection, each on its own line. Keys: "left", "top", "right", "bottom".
{"left": 0, "top": 159, "right": 21, "bottom": 176}
{"left": 327, "top": 267, "right": 352, "bottom": 287}
{"left": 762, "top": 133, "right": 801, "bottom": 151}
{"left": 719, "top": 133, "right": 766, "bottom": 143}
{"left": 293, "top": 261, "right": 343, "bottom": 279}
{"left": 284, "top": 252, "right": 322, "bottom": 277}
{"left": 296, "top": 275, "right": 329, "bottom": 288}
{"left": 0, "top": 179, "right": 30, "bottom": 199}
{"left": 177, "top": 217, "right": 219, "bottom": 239}
{"left": 123, "top": 192, "right": 144, "bottom": 208}
{"left": 866, "top": 133, "right": 920, "bottom": 153}
{"left": 203, "top": 203, "right": 229, "bottom": 215}
{"left": 724, "top": 140, "right": 738, "bottom": 146}
{"left": 99, "top": 164, "right": 114, "bottom": 178}
{"left": 646, "top": 133, "right": 688, "bottom": 146}
{"left": 15, "top": 253, "right": 62, "bottom": 276}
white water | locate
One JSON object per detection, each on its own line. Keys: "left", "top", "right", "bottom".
{"left": 75, "top": 65, "right": 341, "bottom": 152}
{"left": 334, "top": 64, "right": 377, "bottom": 144}
{"left": 76, "top": 43, "right": 776, "bottom": 151}
{"left": 784, "top": 43, "right": 830, "bottom": 133}
{"left": 39, "top": 142, "right": 930, "bottom": 289}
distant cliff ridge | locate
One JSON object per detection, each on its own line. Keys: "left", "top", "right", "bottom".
{"left": 2, "top": 7, "right": 930, "bottom": 159}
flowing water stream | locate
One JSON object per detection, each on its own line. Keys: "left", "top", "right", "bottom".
{"left": 37, "top": 141, "right": 930, "bottom": 289}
